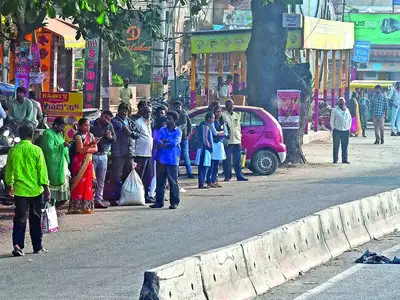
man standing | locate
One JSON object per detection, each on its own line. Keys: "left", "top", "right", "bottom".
{"left": 388, "top": 82, "right": 400, "bottom": 136}
{"left": 90, "top": 110, "right": 116, "bottom": 209}
{"left": 111, "top": 103, "right": 140, "bottom": 205}
{"left": 8, "top": 87, "right": 34, "bottom": 133}
{"left": 150, "top": 111, "right": 182, "bottom": 210}
{"left": 330, "top": 97, "right": 352, "bottom": 164}
{"left": 134, "top": 105, "right": 154, "bottom": 203}
{"left": 222, "top": 99, "right": 248, "bottom": 182}
{"left": 5, "top": 124, "right": 51, "bottom": 256}
{"left": 173, "top": 100, "right": 194, "bottom": 178}
{"left": 119, "top": 78, "right": 134, "bottom": 114}
{"left": 371, "top": 85, "right": 388, "bottom": 145}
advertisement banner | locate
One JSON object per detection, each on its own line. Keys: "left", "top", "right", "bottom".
{"left": 30, "top": 43, "right": 41, "bottom": 71}
{"left": 40, "top": 92, "right": 83, "bottom": 141}
{"left": 83, "top": 38, "right": 101, "bottom": 109}
{"left": 37, "top": 33, "right": 52, "bottom": 92}
{"left": 14, "top": 42, "right": 30, "bottom": 95}
{"left": 345, "top": 14, "right": 400, "bottom": 45}
{"left": 303, "top": 17, "right": 354, "bottom": 50}
{"left": 277, "top": 90, "right": 301, "bottom": 129}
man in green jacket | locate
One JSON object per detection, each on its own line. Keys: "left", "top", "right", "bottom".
{"left": 5, "top": 124, "right": 51, "bottom": 257}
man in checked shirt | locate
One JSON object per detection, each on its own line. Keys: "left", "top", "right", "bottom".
{"left": 370, "top": 85, "right": 388, "bottom": 145}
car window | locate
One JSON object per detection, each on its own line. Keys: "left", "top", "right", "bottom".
{"left": 191, "top": 111, "right": 207, "bottom": 127}
{"left": 241, "top": 111, "right": 251, "bottom": 127}
{"left": 251, "top": 112, "right": 264, "bottom": 126}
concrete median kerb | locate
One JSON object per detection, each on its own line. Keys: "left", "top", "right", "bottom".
{"left": 139, "top": 189, "right": 400, "bottom": 300}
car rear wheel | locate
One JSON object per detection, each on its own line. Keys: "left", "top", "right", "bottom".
{"left": 251, "top": 149, "right": 279, "bottom": 176}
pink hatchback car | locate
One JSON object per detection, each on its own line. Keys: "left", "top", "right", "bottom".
{"left": 188, "top": 105, "right": 287, "bottom": 176}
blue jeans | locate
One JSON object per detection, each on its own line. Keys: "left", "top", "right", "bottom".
{"left": 156, "top": 162, "right": 180, "bottom": 207}
{"left": 391, "top": 106, "right": 400, "bottom": 133}
{"left": 180, "top": 139, "right": 193, "bottom": 175}
{"left": 93, "top": 154, "right": 108, "bottom": 203}
{"left": 223, "top": 144, "right": 243, "bottom": 180}
{"left": 207, "top": 160, "right": 220, "bottom": 184}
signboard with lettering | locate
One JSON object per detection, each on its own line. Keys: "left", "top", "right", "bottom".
{"left": 37, "top": 33, "right": 52, "bottom": 92}
{"left": 14, "top": 43, "right": 30, "bottom": 95}
{"left": 353, "top": 40, "right": 371, "bottom": 63}
{"left": 40, "top": 92, "right": 83, "bottom": 141}
{"left": 83, "top": 38, "right": 101, "bottom": 108}
{"left": 126, "top": 24, "right": 152, "bottom": 52}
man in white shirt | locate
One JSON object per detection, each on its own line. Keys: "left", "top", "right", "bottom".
{"left": 134, "top": 105, "right": 154, "bottom": 203}
{"left": 330, "top": 97, "right": 352, "bottom": 164}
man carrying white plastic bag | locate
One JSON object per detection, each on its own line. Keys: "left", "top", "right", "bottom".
{"left": 119, "top": 162, "right": 146, "bottom": 206}
{"left": 42, "top": 202, "right": 60, "bottom": 233}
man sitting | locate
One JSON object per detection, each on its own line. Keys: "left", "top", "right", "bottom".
{"left": 8, "top": 87, "right": 34, "bottom": 134}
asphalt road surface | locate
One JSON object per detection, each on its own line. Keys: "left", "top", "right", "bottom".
{"left": 1, "top": 130, "right": 400, "bottom": 300}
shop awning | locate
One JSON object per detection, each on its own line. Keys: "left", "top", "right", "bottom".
{"left": 43, "top": 18, "right": 85, "bottom": 49}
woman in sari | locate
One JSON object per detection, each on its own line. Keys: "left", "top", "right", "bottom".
{"left": 195, "top": 112, "right": 214, "bottom": 189}
{"left": 68, "top": 118, "right": 98, "bottom": 214}
{"left": 358, "top": 89, "right": 370, "bottom": 138}
{"left": 348, "top": 92, "right": 362, "bottom": 137}
{"left": 39, "top": 117, "right": 70, "bottom": 212}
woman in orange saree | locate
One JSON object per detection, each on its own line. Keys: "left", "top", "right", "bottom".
{"left": 68, "top": 118, "right": 98, "bottom": 214}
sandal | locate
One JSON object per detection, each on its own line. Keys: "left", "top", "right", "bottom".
{"left": 12, "top": 248, "right": 25, "bottom": 257}
{"left": 34, "top": 248, "right": 49, "bottom": 254}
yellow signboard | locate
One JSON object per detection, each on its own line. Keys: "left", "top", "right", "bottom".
{"left": 191, "top": 29, "right": 302, "bottom": 54}
{"left": 191, "top": 32, "right": 251, "bottom": 54}
{"left": 303, "top": 17, "right": 354, "bottom": 50}
{"left": 40, "top": 92, "right": 84, "bottom": 141}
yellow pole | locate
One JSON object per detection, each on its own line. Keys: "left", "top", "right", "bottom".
{"left": 218, "top": 53, "right": 223, "bottom": 76}
{"left": 241, "top": 52, "right": 246, "bottom": 89}
{"left": 190, "top": 55, "right": 196, "bottom": 109}
{"left": 331, "top": 50, "right": 336, "bottom": 107}
{"left": 314, "top": 50, "right": 319, "bottom": 132}
{"left": 323, "top": 51, "right": 328, "bottom": 102}
{"left": 230, "top": 53, "right": 235, "bottom": 76}
{"left": 338, "top": 51, "right": 343, "bottom": 97}
{"left": 205, "top": 54, "right": 209, "bottom": 104}
{"left": 344, "top": 50, "right": 350, "bottom": 99}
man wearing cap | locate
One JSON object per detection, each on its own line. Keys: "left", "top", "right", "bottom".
{"left": 173, "top": 100, "right": 194, "bottom": 178}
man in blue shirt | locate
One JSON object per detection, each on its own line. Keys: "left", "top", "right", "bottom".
{"left": 150, "top": 111, "right": 182, "bottom": 209}
{"left": 371, "top": 85, "right": 388, "bottom": 145}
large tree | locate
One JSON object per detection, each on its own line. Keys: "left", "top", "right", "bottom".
{"left": 247, "top": 0, "right": 312, "bottom": 164}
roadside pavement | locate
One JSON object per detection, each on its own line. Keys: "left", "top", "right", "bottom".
{"left": 1, "top": 129, "right": 400, "bottom": 300}
{"left": 258, "top": 231, "right": 400, "bottom": 300}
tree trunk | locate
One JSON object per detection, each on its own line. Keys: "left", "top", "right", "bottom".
{"left": 247, "top": 0, "right": 312, "bottom": 165}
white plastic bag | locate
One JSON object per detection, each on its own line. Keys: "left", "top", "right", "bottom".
{"left": 119, "top": 169, "right": 146, "bottom": 206}
{"left": 41, "top": 204, "right": 60, "bottom": 233}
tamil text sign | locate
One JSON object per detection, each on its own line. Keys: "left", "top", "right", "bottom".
{"left": 303, "top": 17, "right": 354, "bottom": 50}
{"left": 345, "top": 14, "right": 400, "bottom": 45}
{"left": 277, "top": 90, "right": 301, "bottom": 129}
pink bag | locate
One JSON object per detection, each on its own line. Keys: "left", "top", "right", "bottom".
{"left": 350, "top": 117, "right": 357, "bottom": 133}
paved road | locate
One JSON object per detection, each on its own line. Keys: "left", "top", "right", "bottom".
{"left": 1, "top": 130, "right": 400, "bottom": 300}
{"left": 259, "top": 232, "right": 400, "bottom": 300}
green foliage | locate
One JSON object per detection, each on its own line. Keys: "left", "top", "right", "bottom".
{"left": 74, "top": 58, "right": 85, "bottom": 68}
{"left": 0, "top": 0, "right": 206, "bottom": 55}
{"left": 112, "top": 74, "right": 124, "bottom": 87}
{"left": 111, "top": 51, "right": 151, "bottom": 84}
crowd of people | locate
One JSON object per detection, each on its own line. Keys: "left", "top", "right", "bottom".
{"left": 330, "top": 82, "right": 400, "bottom": 164}
{"left": 4, "top": 94, "right": 250, "bottom": 256}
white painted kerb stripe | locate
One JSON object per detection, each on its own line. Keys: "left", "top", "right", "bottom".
{"left": 293, "top": 243, "right": 400, "bottom": 300}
